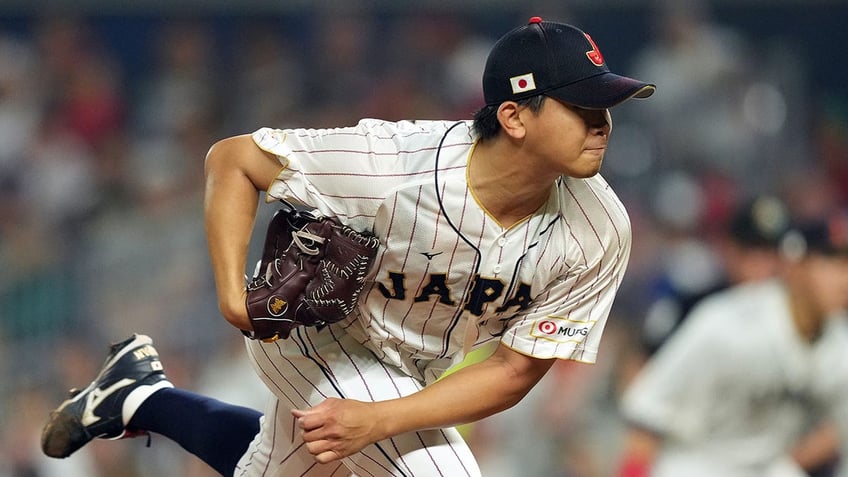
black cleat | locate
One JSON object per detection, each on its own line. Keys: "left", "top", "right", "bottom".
{"left": 41, "top": 334, "right": 173, "bottom": 458}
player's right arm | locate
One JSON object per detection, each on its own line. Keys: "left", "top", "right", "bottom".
{"left": 204, "top": 134, "right": 285, "bottom": 331}
{"left": 292, "top": 342, "right": 556, "bottom": 464}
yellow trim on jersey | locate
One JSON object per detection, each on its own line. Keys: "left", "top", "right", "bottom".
{"left": 465, "top": 144, "right": 540, "bottom": 231}
{"left": 253, "top": 128, "right": 292, "bottom": 202}
{"left": 499, "top": 340, "right": 598, "bottom": 365}
{"left": 263, "top": 164, "right": 291, "bottom": 204}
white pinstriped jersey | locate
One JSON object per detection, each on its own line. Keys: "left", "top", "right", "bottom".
{"left": 621, "top": 279, "right": 848, "bottom": 477}
{"left": 253, "top": 118, "right": 631, "bottom": 381}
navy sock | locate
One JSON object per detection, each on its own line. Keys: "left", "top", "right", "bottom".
{"left": 129, "top": 388, "right": 262, "bottom": 476}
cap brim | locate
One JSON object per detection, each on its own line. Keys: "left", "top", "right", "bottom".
{"left": 547, "top": 72, "right": 656, "bottom": 109}
{"left": 793, "top": 221, "right": 848, "bottom": 257}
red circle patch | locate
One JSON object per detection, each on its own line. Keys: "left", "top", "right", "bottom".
{"left": 538, "top": 320, "right": 557, "bottom": 335}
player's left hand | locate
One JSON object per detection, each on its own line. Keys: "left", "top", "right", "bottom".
{"left": 292, "top": 398, "right": 384, "bottom": 464}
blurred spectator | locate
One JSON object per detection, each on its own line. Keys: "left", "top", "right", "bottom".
{"left": 20, "top": 113, "right": 99, "bottom": 234}
{"left": 132, "top": 19, "right": 219, "bottom": 139}
{"left": 33, "top": 16, "right": 128, "bottom": 200}
{"left": 223, "top": 19, "right": 305, "bottom": 131}
{"left": 1, "top": 387, "right": 102, "bottom": 477}
{"left": 627, "top": 0, "right": 756, "bottom": 174}
{"left": 303, "top": 11, "right": 376, "bottom": 126}
{"left": 75, "top": 142, "right": 217, "bottom": 349}
{"left": 815, "top": 99, "right": 848, "bottom": 203}
{"left": 33, "top": 16, "right": 124, "bottom": 144}
{"left": 0, "top": 33, "right": 41, "bottom": 189}
{"left": 623, "top": 0, "right": 809, "bottom": 200}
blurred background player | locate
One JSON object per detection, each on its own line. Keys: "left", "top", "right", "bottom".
{"left": 638, "top": 194, "right": 791, "bottom": 358}
{"left": 617, "top": 206, "right": 848, "bottom": 477}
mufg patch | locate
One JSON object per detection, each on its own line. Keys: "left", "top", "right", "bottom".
{"left": 530, "top": 317, "right": 590, "bottom": 342}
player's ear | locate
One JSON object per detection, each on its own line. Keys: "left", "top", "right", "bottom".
{"left": 496, "top": 101, "right": 526, "bottom": 139}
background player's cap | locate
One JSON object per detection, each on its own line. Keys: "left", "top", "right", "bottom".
{"left": 482, "top": 17, "right": 656, "bottom": 109}
{"left": 728, "top": 195, "right": 791, "bottom": 248}
{"left": 780, "top": 208, "right": 848, "bottom": 259}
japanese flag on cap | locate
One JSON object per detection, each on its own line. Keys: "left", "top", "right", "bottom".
{"left": 510, "top": 73, "right": 537, "bottom": 94}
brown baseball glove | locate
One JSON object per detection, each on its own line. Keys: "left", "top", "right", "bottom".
{"left": 244, "top": 200, "right": 380, "bottom": 342}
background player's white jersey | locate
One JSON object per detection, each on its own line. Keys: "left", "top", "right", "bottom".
{"left": 254, "top": 119, "right": 631, "bottom": 381}
{"left": 621, "top": 279, "right": 848, "bottom": 477}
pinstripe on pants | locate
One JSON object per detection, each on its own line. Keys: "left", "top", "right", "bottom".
{"left": 233, "top": 324, "right": 481, "bottom": 477}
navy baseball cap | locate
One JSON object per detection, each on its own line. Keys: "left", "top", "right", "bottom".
{"left": 729, "top": 195, "right": 791, "bottom": 248}
{"left": 781, "top": 209, "right": 848, "bottom": 259}
{"left": 483, "top": 17, "right": 656, "bottom": 109}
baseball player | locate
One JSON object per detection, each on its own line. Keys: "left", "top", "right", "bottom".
{"left": 42, "top": 17, "right": 655, "bottom": 476}
{"left": 640, "top": 194, "right": 791, "bottom": 356}
{"left": 617, "top": 209, "right": 848, "bottom": 477}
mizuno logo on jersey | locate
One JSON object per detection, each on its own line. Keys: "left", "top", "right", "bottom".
{"left": 419, "top": 251, "right": 443, "bottom": 261}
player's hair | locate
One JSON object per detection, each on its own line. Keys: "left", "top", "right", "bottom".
{"left": 472, "top": 95, "right": 546, "bottom": 142}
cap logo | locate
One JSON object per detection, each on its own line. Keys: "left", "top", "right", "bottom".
{"left": 583, "top": 33, "right": 605, "bottom": 66}
{"left": 510, "top": 73, "right": 537, "bottom": 95}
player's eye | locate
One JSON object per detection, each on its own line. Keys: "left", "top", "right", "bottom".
{"left": 573, "top": 107, "right": 608, "bottom": 128}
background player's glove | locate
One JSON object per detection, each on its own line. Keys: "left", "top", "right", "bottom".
{"left": 244, "top": 200, "right": 380, "bottom": 342}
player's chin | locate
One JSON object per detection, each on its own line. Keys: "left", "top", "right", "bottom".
{"left": 570, "top": 154, "right": 604, "bottom": 178}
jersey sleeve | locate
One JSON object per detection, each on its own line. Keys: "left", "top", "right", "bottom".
{"left": 252, "top": 122, "right": 386, "bottom": 231}
{"left": 619, "top": 298, "right": 732, "bottom": 439}
{"left": 251, "top": 120, "right": 423, "bottom": 231}
{"left": 252, "top": 119, "right": 474, "bottom": 233}
{"left": 498, "top": 178, "right": 632, "bottom": 363}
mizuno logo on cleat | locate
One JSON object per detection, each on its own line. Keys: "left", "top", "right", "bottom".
{"left": 81, "top": 378, "right": 136, "bottom": 426}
